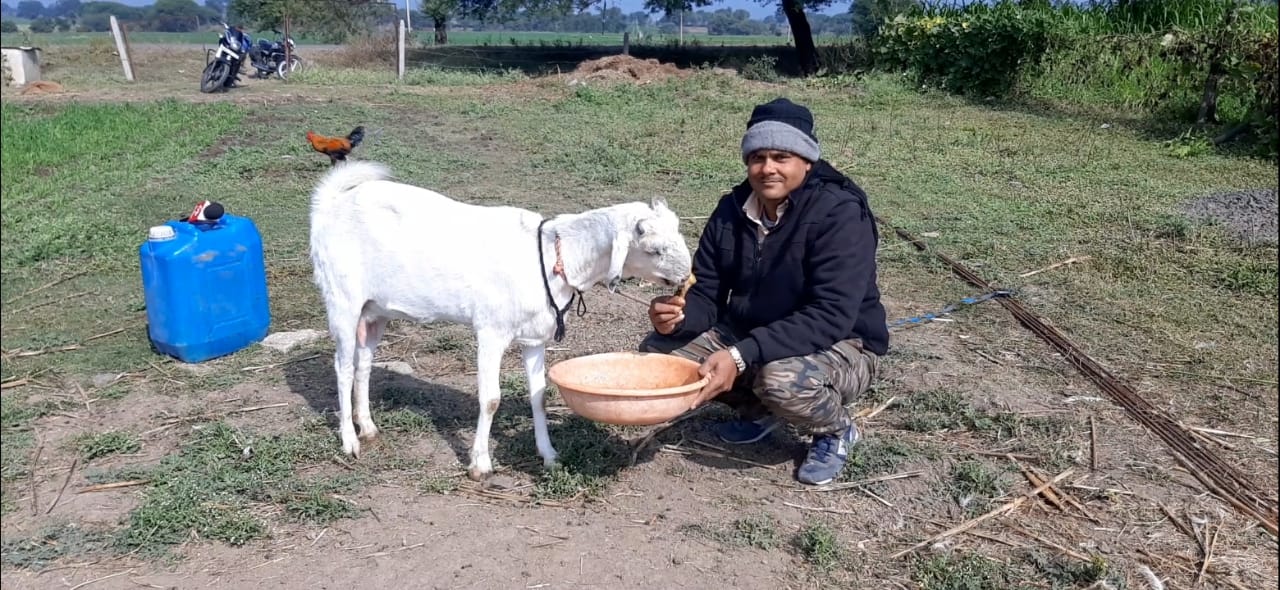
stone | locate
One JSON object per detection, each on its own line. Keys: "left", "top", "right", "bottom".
{"left": 260, "top": 329, "right": 327, "bottom": 353}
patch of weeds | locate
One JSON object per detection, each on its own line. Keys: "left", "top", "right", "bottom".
{"left": 500, "top": 373, "right": 528, "bottom": 400}
{"left": 113, "top": 421, "right": 355, "bottom": 555}
{"left": 682, "top": 513, "right": 780, "bottom": 550}
{"left": 841, "top": 436, "right": 919, "bottom": 481}
{"left": 378, "top": 383, "right": 428, "bottom": 409}
{"left": 912, "top": 552, "right": 1021, "bottom": 590}
{"left": 1024, "top": 550, "right": 1116, "bottom": 589}
{"left": 901, "top": 391, "right": 1065, "bottom": 443}
{"left": 1162, "top": 129, "right": 1213, "bottom": 159}
{"left": 420, "top": 474, "right": 459, "bottom": 495}
{"left": 376, "top": 408, "right": 434, "bottom": 434}
{"left": 73, "top": 430, "right": 141, "bottom": 461}
{"left": 1, "top": 393, "right": 69, "bottom": 431}
{"left": 740, "top": 55, "right": 781, "bottom": 83}
{"left": 82, "top": 464, "right": 151, "bottom": 485}
{"left": 273, "top": 475, "right": 365, "bottom": 525}
{"left": 1, "top": 430, "right": 34, "bottom": 481}
{"left": 95, "top": 383, "right": 131, "bottom": 401}
{"left": 534, "top": 465, "right": 605, "bottom": 500}
{"left": 0, "top": 521, "right": 113, "bottom": 571}
{"left": 1217, "top": 260, "right": 1278, "bottom": 297}
{"left": 902, "top": 389, "right": 969, "bottom": 432}
{"left": 423, "top": 332, "right": 465, "bottom": 353}
{"left": 949, "top": 460, "right": 1006, "bottom": 514}
{"left": 793, "top": 521, "right": 842, "bottom": 570}
{"left": 524, "top": 415, "right": 628, "bottom": 500}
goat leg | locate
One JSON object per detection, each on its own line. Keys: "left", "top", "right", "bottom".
{"left": 523, "top": 344, "right": 559, "bottom": 468}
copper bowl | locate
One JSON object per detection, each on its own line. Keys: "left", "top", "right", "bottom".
{"left": 547, "top": 352, "right": 709, "bottom": 426}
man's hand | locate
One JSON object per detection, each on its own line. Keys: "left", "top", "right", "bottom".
{"left": 648, "top": 295, "right": 686, "bottom": 335}
{"left": 691, "top": 349, "right": 740, "bottom": 409}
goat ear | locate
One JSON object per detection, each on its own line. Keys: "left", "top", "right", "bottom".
{"left": 650, "top": 196, "right": 669, "bottom": 212}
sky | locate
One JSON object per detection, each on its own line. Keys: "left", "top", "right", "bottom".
{"left": 94, "top": 0, "right": 855, "bottom": 20}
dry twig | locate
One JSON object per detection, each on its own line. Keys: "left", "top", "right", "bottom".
{"left": 77, "top": 480, "right": 150, "bottom": 494}
{"left": 1090, "top": 415, "right": 1099, "bottom": 471}
{"left": 889, "top": 468, "right": 1074, "bottom": 559}
{"left": 783, "top": 501, "right": 858, "bottom": 515}
{"left": 68, "top": 569, "right": 133, "bottom": 590}
{"left": 1018, "top": 255, "right": 1092, "bottom": 278}
{"left": 45, "top": 456, "right": 78, "bottom": 515}
{"left": 796, "top": 470, "right": 925, "bottom": 493}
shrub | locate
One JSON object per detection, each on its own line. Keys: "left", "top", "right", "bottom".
{"left": 873, "top": 3, "right": 1055, "bottom": 97}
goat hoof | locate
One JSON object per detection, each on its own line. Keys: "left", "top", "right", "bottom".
{"left": 357, "top": 424, "right": 379, "bottom": 441}
{"left": 467, "top": 466, "right": 490, "bottom": 482}
{"left": 341, "top": 437, "right": 361, "bottom": 459}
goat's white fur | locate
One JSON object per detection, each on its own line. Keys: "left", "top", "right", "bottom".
{"left": 308, "top": 161, "right": 692, "bottom": 479}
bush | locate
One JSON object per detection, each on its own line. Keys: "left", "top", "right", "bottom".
{"left": 27, "top": 18, "right": 55, "bottom": 34}
{"left": 0, "top": 20, "right": 18, "bottom": 33}
{"left": 873, "top": 2, "right": 1054, "bottom": 97}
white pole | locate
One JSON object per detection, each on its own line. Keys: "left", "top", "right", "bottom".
{"left": 406, "top": 2, "right": 412, "bottom": 32}
{"left": 109, "top": 15, "right": 134, "bottom": 82}
{"left": 398, "top": 19, "right": 406, "bottom": 80}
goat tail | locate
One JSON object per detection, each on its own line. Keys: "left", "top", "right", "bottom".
{"left": 310, "top": 160, "right": 389, "bottom": 217}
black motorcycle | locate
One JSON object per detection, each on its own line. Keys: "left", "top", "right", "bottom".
{"left": 246, "top": 30, "right": 303, "bottom": 80}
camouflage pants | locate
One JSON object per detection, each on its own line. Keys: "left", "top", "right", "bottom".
{"left": 640, "top": 326, "right": 880, "bottom": 436}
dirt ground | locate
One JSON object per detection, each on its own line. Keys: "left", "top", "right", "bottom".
{"left": 2, "top": 46, "right": 1278, "bottom": 590}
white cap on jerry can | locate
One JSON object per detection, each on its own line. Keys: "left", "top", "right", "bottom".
{"left": 148, "top": 225, "right": 176, "bottom": 241}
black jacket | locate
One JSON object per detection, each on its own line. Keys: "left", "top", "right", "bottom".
{"left": 675, "top": 160, "right": 889, "bottom": 365}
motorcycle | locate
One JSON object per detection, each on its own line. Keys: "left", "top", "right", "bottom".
{"left": 247, "top": 30, "right": 303, "bottom": 80}
{"left": 199, "top": 22, "right": 249, "bottom": 93}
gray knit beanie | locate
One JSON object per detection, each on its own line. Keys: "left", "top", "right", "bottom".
{"left": 740, "top": 97, "right": 820, "bottom": 164}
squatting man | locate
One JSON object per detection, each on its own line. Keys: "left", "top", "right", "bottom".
{"left": 643, "top": 97, "right": 889, "bottom": 486}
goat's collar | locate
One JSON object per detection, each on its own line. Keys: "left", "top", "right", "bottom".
{"left": 537, "top": 218, "right": 586, "bottom": 343}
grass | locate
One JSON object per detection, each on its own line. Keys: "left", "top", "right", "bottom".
{"left": 73, "top": 430, "right": 141, "bottom": 461}
{"left": 112, "top": 420, "right": 362, "bottom": 555}
{"left": 0, "top": 521, "right": 113, "bottom": 571}
{"left": 948, "top": 460, "right": 1007, "bottom": 515}
{"left": 682, "top": 513, "right": 780, "bottom": 550}
{"left": 912, "top": 552, "right": 1028, "bottom": 590}
{"left": 793, "top": 521, "right": 843, "bottom": 570}
{"left": 1, "top": 46, "right": 1276, "bottom": 569}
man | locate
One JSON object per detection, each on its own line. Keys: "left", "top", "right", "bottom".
{"left": 641, "top": 97, "right": 888, "bottom": 486}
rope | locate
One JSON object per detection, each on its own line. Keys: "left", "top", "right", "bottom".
{"left": 536, "top": 218, "right": 584, "bottom": 343}
{"left": 886, "top": 290, "right": 1013, "bottom": 331}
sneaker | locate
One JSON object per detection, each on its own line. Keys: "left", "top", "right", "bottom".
{"left": 715, "top": 415, "right": 783, "bottom": 445}
{"left": 796, "top": 422, "right": 861, "bottom": 486}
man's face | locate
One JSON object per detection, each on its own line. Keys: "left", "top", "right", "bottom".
{"left": 746, "top": 149, "right": 812, "bottom": 202}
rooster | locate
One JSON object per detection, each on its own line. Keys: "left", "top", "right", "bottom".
{"left": 305, "top": 126, "right": 365, "bottom": 166}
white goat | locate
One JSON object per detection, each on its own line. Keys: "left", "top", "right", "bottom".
{"left": 307, "top": 161, "right": 693, "bottom": 479}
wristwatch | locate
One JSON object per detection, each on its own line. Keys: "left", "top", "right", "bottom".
{"left": 727, "top": 346, "right": 747, "bottom": 374}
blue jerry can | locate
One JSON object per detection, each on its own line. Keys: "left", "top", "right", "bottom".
{"left": 139, "top": 211, "right": 271, "bottom": 363}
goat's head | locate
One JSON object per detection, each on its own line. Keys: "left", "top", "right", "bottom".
{"left": 609, "top": 196, "right": 692, "bottom": 291}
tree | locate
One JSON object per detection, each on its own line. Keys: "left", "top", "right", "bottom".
{"left": 420, "top": 0, "right": 457, "bottom": 43}
{"left": 849, "top": 0, "right": 918, "bottom": 39}
{"left": 644, "top": 0, "right": 829, "bottom": 75}
{"left": 228, "top": 0, "right": 395, "bottom": 42}
{"left": 46, "top": 0, "right": 82, "bottom": 20}
{"left": 151, "top": 0, "right": 209, "bottom": 32}
{"left": 15, "top": 0, "right": 42, "bottom": 19}
{"left": 205, "top": 0, "right": 227, "bottom": 18}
